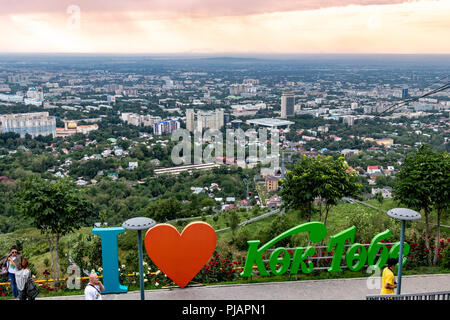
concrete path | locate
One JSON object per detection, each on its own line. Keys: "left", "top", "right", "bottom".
{"left": 41, "top": 274, "right": 450, "bottom": 300}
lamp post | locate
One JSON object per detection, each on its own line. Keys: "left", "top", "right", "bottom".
{"left": 386, "top": 208, "right": 421, "bottom": 295}
{"left": 122, "top": 217, "right": 156, "bottom": 300}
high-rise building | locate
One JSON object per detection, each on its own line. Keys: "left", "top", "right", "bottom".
{"left": 121, "top": 113, "right": 161, "bottom": 127}
{"left": 215, "top": 108, "right": 224, "bottom": 129}
{"left": 186, "top": 109, "right": 195, "bottom": 132}
{"left": 402, "top": 88, "right": 409, "bottom": 99}
{"left": 229, "top": 83, "right": 256, "bottom": 96}
{"left": 26, "top": 87, "right": 44, "bottom": 101}
{"left": 342, "top": 115, "right": 355, "bottom": 126}
{"left": 185, "top": 109, "right": 224, "bottom": 133}
{"left": 0, "top": 112, "right": 56, "bottom": 138}
{"left": 281, "top": 92, "right": 295, "bottom": 118}
{"left": 153, "top": 120, "right": 180, "bottom": 136}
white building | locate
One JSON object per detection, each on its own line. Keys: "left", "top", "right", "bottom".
{"left": 153, "top": 120, "right": 180, "bottom": 135}
{"left": 231, "top": 103, "right": 266, "bottom": 117}
{"left": 0, "top": 112, "right": 56, "bottom": 138}
{"left": 185, "top": 109, "right": 224, "bottom": 133}
{"left": 128, "top": 162, "right": 138, "bottom": 170}
{"left": 26, "top": 88, "right": 44, "bottom": 101}
{"left": 371, "top": 187, "right": 393, "bottom": 198}
{"left": 0, "top": 94, "right": 24, "bottom": 103}
{"left": 342, "top": 115, "right": 355, "bottom": 126}
{"left": 121, "top": 113, "right": 162, "bottom": 127}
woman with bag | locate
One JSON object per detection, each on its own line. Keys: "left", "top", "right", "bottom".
{"left": 15, "top": 258, "right": 37, "bottom": 300}
{"left": 0, "top": 246, "right": 22, "bottom": 299}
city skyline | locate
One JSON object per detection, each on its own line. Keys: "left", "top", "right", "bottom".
{"left": 1, "top": 0, "right": 449, "bottom": 54}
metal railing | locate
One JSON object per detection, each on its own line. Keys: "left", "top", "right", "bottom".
{"left": 366, "top": 291, "right": 450, "bottom": 300}
{"left": 243, "top": 243, "right": 397, "bottom": 279}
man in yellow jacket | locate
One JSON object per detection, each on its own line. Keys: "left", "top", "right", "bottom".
{"left": 380, "top": 258, "right": 398, "bottom": 295}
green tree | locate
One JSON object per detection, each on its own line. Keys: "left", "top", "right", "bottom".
{"left": 15, "top": 177, "right": 94, "bottom": 290}
{"left": 279, "top": 156, "right": 318, "bottom": 222}
{"left": 280, "top": 155, "right": 361, "bottom": 225}
{"left": 226, "top": 210, "right": 240, "bottom": 242}
{"left": 375, "top": 191, "right": 384, "bottom": 206}
{"left": 146, "top": 197, "right": 182, "bottom": 222}
{"left": 394, "top": 146, "right": 449, "bottom": 265}
{"left": 429, "top": 151, "right": 450, "bottom": 265}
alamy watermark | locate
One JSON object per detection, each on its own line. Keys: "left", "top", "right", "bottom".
{"left": 66, "top": 5, "right": 81, "bottom": 30}
{"left": 170, "top": 128, "right": 280, "bottom": 173}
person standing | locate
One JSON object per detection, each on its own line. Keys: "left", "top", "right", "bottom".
{"left": 84, "top": 273, "right": 105, "bottom": 300}
{"left": 0, "top": 246, "right": 22, "bottom": 299}
{"left": 15, "top": 258, "right": 34, "bottom": 300}
{"left": 380, "top": 258, "right": 398, "bottom": 295}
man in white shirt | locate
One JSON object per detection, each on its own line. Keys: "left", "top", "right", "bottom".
{"left": 84, "top": 273, "right": 105, "bottom": 300}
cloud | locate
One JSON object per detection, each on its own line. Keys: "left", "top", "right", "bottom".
{"left": 0, "top": 0, "right": 413, "bottom": 18}
{"left": 0, "top": 0, "right": 448, "bottom": 54}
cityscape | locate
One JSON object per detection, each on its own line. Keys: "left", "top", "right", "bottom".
{"left": 1, "top": 54, "right": 448, "bottom": 194}
{"left": 0, "top": 0, "right": 449, "bottom": 309}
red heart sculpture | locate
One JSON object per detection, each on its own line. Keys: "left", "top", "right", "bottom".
{"left": 144, "top": 221, "right": 217, "bottom": 288}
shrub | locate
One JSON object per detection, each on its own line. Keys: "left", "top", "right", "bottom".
{"left": 440, "top": 241, "right": 450, "bottom": 270}
{"left": 406, "top": 233, "right": 448, "bottom": 268}
{"left": 234, "top": 229, "right": 250, "bottom": 251}
{"left": 195, "top": 252, "right": 242, "bottom": 283}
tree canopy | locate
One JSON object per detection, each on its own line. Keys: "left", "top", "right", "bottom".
{"left": 280, "top": 155, "right": 361, "bottom": 224}
{"left": 15, "top": 177, "right": 95, "bottom": 289}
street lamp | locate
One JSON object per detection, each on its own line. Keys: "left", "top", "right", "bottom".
{"left": 386, "top": 208, "right": 421, "bottom": 295}
{"left": 122, "top": 217, "right": 156, "bottom": 300}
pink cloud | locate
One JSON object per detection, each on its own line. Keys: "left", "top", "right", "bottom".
{"left": 1, "top": 0, "right": 411, "bottom": 17}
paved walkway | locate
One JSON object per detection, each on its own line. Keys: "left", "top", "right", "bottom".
{"left": 41, "top": 274, "right": 450, "bottom": 300}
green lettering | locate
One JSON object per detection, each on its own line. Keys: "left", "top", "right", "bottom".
{"left": 240, "top": 240, "right": 270, "bottom": 277}
{"left": 345, "top": 243, "right": 367, "bottom": 271}
{"left": 327, "top": 226, "right": 356, "bottom": 272}
{"left": 240, "top": 222, "right": 327, "bottom": 277}
{"left": 290, "top": 246, "right": 315, "bottom": 274}
{"left": 367, "top": 229, "right": 391, "bottom": 269}
{"left": 269, "top": 248, "right": 291, "bottom": 276}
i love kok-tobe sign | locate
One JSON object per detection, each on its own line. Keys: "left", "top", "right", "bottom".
{"left": 92, "top": 221, "right": 409, "bottom": 293}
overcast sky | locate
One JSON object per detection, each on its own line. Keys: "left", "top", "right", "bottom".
{"left": 1, "top": 0, "right": 449, "bottom": 53}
